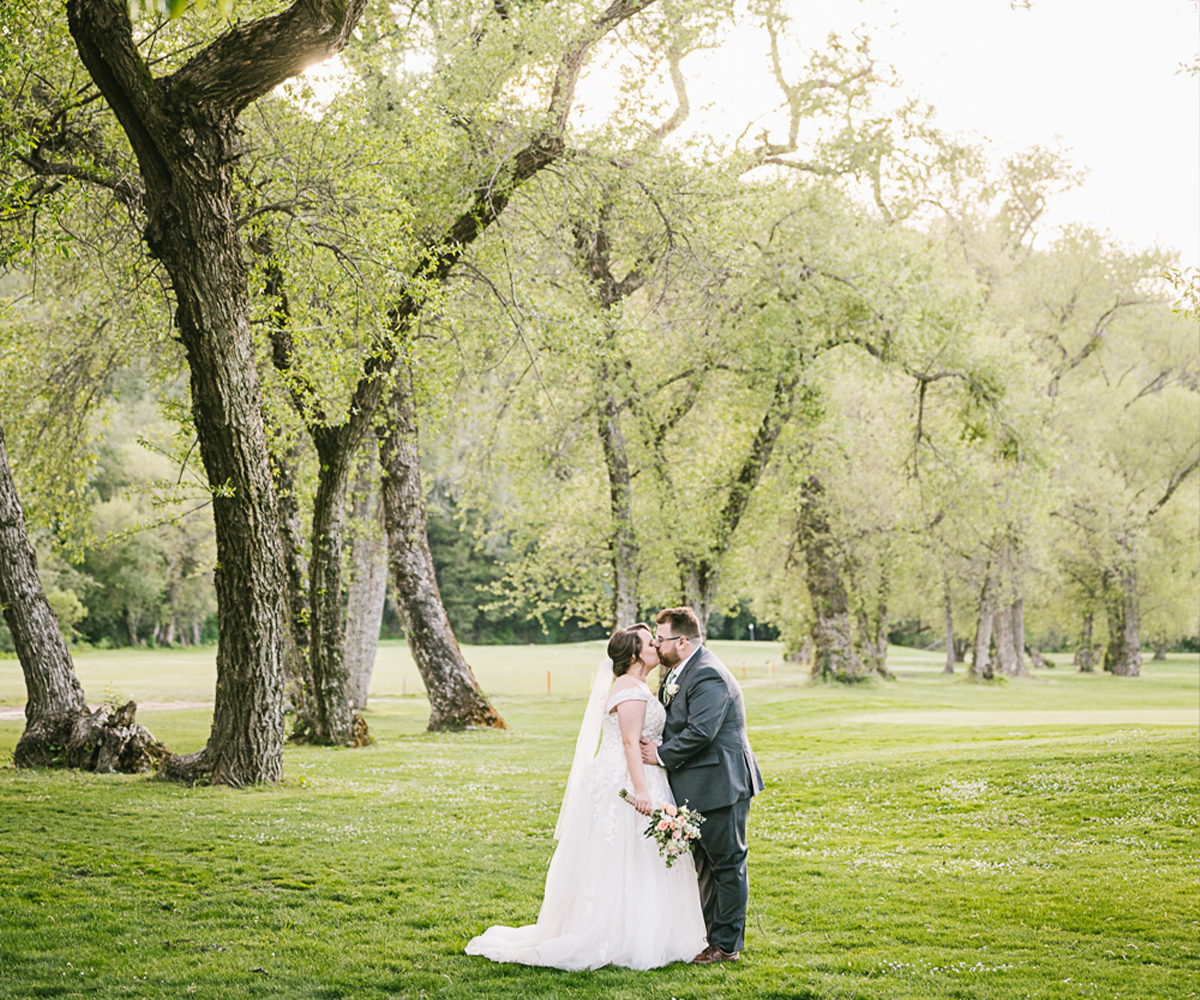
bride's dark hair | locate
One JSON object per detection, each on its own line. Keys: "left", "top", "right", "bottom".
{"left": 607, "top": 623, "right": 652, "bottom": 677}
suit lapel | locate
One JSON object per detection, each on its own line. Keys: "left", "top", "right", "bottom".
{"left": 663, "top": 646, "right": 704, "bottom": 708}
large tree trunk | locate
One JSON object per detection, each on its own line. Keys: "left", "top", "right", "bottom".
{"left": 273, "top": 434, "right": 313, "bottom": 714}
{"left": 969, "top": 571, "right": 995, "bottom": 681}
{"left": 573, "top": 215, "right": 643, "bottom": 631}
{"left": 797, "top": 476, "right": 867, "bottom": 683}
{"left": 1102, "top": 562, "right": 1142, "bottom": 677}
{"left": 67, "top": 0, "right": 369, "bottom": 783}
{"left": 298, "top": 426, "right": 373, "bottom": 745}
{"left": 377, "top": 367, "right": 504, "bottom": 731}
{"left": 995, "top": 599, "right": 1030, "bottom": 677}
{"left": 1010, "top": 598, "right": 1029, "bottom": 675}
{"left": 942, "top": 574, "right": 956, "bottom": 674}
{"left": 850, "top": 554, "right": 892, "bottom": 678}
{"left": 1, "top": 419, "right": 165, "bottom": 772}
{"left": 1073, "top": 608, "right": 1097, "bottom": 672}
{"left": 63, "top": 701, "right": 168, "bottom": 774}
{"left": 123, "top": 609, "right": 140, "bottom": 648}
{"left": 597, "top": 380, "right": 640, "bottom": 630}
{"left": 1025, "top": 643, "right": 1052, "bottom": 669}
{"left": 680, "top": 557, "right": 718, "bottom": 638}
{"left": 1, "top": 419, "right": 88, "bottom": 763}
{"left": 344, "top": 453, "right": 388, "bottom": 711}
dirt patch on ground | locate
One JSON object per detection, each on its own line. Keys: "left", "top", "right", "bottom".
{"left": 849, "top": 709, "right": 1197, "bottom": 727}
{"left": 0, "top": 701, "right": 212, "bottom": 721}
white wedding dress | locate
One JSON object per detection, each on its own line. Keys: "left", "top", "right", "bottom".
{"left": 465, "top": 680, "right": 708, "bottom": 970}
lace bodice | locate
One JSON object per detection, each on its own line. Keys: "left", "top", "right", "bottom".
{"left": 599, "top": 684, "right": 665, "bottom": 750}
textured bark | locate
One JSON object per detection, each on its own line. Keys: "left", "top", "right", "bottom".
{"left": 65, "top": 0, "right": 368, "bottom": 783}
{"left": 969, "top": 572, "right": 996, "bottom": 681}
{"left": 797, "top": 476, "right": 867, "bottom": 683}
{"left": 850, "top": 554, "right": 892, "bottom": 678}
{"left": 679, "top": 558, "right": 718, "bottom": 638}
{"left": 1073, "top": 609, "right": 1097, "bottom": 672}
{"left": 572, "top": 212, "right": 646, "bottom": 630}
{"left": 942, "top": 574, "right": 956, "bottom": 674}
{"left": 597, "top": 376, "right": 640, "bottom": 630}
{"left": 854, "top": 600, "right": 891, "bottom": 678}
{"left": 258, "top": 232, "right": 376, "bottom": 745}
{"left": 302, "top": 426, "right": 374, "bottom": 745}
{"left": 67, "top": 701, "right": 168, "bottom": 773}
{"left": 344, "top": 454, "right": 388, "bottom": 711}
{"left": 273, "top": 435, "right": 313, "bottom": 713}
{"left": 2, "top": 420, "right": 167, "bottom": 772}
{"left": 1025, "top": 644, "right": 1052, "bottom": 670}
{"left": 377, "top": 368, "right": 504, "bottom": 731}
{"left": 17, "top": 701, "right": 168, "bottom": 773}
{"left": 1102, "top": 562, "right": 1142, "bottom": 677}
{"left": 994, "top": 601, "right": 1017, "bottom": 675}
{"left": 995, "top": 600, "right": 1029, "bottom": 677}
{"left": 1, "top": 419, "right": 88, "bottom": 764}
{"left": 1010, "top": 598, "right": 1029, "bottom": 675}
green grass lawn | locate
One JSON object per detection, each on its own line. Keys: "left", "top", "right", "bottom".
{"left": 0, "top": 644, "right": 1196, "bottom": 999}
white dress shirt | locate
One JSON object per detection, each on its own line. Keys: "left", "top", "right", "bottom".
{"left": 655, "top": 643, "right": 702, "bottom": 766}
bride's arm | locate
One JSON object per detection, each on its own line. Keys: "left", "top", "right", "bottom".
{"left": 616, "top": 700, "right": 653, "bottom": 815}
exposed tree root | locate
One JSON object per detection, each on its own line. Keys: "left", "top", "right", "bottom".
{"left": 426, "top": 696, "right": 506, "bottom": 733}
{"left": 288, "top": 712, "right": 372, "bottom": 747}
{"left": 15, "top": 701, "right": 168, "bottom": 773}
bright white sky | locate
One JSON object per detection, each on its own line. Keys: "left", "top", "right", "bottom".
{"left": 305, "top": 1, "right": 1197, "bottom": 263}
{"left": 672, "top": 0, "right": 1199, "bottom": 265}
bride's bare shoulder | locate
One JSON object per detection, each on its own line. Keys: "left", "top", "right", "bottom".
{"left": 609, "top": 675, "right": 641, "bottom": 694}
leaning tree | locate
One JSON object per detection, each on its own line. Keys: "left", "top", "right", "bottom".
{"left": 0, "top": 417, "right": 167, "bottom": 772}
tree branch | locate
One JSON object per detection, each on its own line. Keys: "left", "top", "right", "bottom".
{"left": 416, "top": 0, "right": 659, "bottom": 286}
{"left": 170, "top": 0, "right": 368, "bottom": 117}
{"left": 1144, "top": 456, "right": 1199, "bottom": 522}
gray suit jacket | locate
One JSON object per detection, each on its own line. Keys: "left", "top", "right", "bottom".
{"left": 657, "top": 645, "right": 764, "bottom": 814}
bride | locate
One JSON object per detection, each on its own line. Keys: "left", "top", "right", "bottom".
{"left": 465, "top": 623, "right": 708, "bottom": 970}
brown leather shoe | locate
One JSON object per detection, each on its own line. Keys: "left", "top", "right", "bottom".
{"left": 694, "top": 946, "right": 740, "bottom": 964}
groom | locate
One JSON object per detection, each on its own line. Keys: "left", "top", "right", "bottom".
{"left": 641, "top": 607, "right": 764, "bottom": 964}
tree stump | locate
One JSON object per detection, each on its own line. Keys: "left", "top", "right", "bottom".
{"left": 16, "top": 701, "right": 167, "bottom": 773}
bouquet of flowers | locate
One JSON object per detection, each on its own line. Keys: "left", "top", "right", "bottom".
{"left": 619, "top": 790, "right": 705, "bottom": 867}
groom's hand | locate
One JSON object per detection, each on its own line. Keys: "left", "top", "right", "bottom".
{"left": 640, "top": 739, "right": 660, "bottom": 765}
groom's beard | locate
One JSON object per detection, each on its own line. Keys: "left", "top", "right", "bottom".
{"left": 659, "top": 646, "right": 682, "bottom": 669}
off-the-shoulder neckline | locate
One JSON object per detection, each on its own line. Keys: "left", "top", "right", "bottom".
{"left": 606, "top": 680, "right": 652, "bottom": 702}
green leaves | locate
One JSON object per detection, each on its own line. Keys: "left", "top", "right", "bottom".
{"left": 129, "top": 0, "right": 234, "bottom": 21}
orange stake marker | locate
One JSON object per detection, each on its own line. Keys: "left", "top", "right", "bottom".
{"left": 547, "top": 670, "right": 552, "bottom": 695}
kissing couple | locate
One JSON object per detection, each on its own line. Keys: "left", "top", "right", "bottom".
{"left": 466, "top": 607, "right": 764, "bottom": 970}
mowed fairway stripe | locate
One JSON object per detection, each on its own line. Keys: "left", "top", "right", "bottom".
{"left": 849, "top": 708, "right": 1198, "bottom": 726}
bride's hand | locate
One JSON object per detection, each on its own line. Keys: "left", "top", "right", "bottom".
{"left": 632, "top": 789, "right": 652, "bottom": 815}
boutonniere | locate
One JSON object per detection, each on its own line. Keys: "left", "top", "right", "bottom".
{"left": 664, "top": 681, "right": 680, "bottom": 705}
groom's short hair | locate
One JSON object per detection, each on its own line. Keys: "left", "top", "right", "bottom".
{"left": 656, "top": 606, "right": 700, "bottom": 640}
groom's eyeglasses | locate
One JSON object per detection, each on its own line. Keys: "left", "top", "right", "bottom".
{"left": 653, "top": 635, "right": 687, "bottom": 646}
